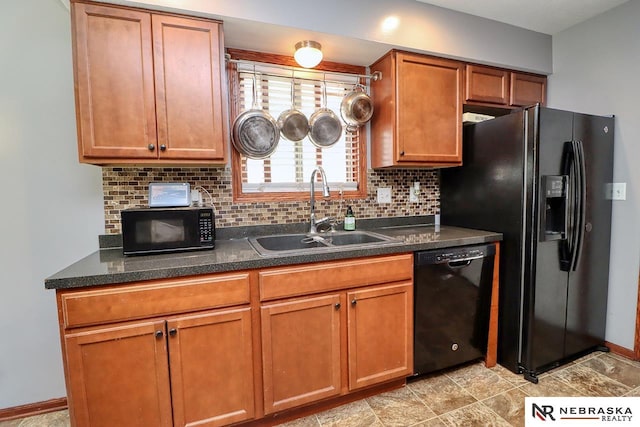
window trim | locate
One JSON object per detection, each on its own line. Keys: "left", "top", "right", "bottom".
{"left": 227, "top": 48, "right": 368, "bottom": 203}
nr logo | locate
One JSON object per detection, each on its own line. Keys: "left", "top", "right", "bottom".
{"left": 533, "top": 403, "right": 556, "bottom": 421}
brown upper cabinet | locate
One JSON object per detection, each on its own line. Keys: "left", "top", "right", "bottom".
{"left": 465, "top": 64, "right": 546, "bottom": 108}
{"left": 370, "top": 51, "right": 464, "bottom": 168}
{"left": 465, "top": 65, "right": 510, "bottom": 105}
{"left": 71, "top": 2, "right": 228, "bottom": 165}
{"left": 510, "top": 72, "right": 547, "bottom": 107}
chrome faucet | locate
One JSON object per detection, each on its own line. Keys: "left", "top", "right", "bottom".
{"left": 309, "top": 167, "right": 330, "bottom": 234}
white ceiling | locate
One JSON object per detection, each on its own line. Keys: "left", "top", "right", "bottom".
{"left": 415, "top": 0, "right": 629, "bottom": 35}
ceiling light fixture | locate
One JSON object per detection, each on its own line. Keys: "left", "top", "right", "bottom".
{"left": 294, "top": 40, "right": 323, "bottom": 68}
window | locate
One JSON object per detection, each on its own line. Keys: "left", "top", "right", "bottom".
{"left": 229, "top": 53, "right": 368, "bottom": 202}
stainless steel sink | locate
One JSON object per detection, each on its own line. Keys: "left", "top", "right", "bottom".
{"left": 324, "top": 232, "right": 388, "bottom": 246}
{"left": 248, "top": 230, "right": 400, "bottom": 256}
{"left": 251, "top": 234, "right": 327, "bottom": 251}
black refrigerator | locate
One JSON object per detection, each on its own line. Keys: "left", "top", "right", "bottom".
{"left": 441, "top": 105, "right": 614, "bottom": 383}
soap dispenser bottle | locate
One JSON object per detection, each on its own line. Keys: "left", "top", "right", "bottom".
{"left": 344, "top": 206, "right": 356, "bottom": 231}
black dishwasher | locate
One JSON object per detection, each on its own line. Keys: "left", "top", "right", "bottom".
{"left": 413, "top": 244, "right": 495, "bottom": 376}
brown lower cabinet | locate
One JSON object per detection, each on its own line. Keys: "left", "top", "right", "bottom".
{"left": 64, "top": 309, "right": 254, "bottom": 427}
{"left": 58, "top": 273, "right": 255, "bottom": 427}
{"left": 57, "top": 254, "right": 414, "bottom": 426}
{"left": 259, "top": 255, "right": 414, "bottom": 415}
{"left": 260, "top": 283, "right": 413, "bottom": 414}
{"left": 64, "top": 320, "right": 174, "bottom": 427}
{"left": 261, "top": 294, "right": 343, "bottom": 414}
{"left": 347, "top": 284, "right": 414, "bottom": 390}
{"left": 166, "top": 309, "right": 255, "bottom": 426}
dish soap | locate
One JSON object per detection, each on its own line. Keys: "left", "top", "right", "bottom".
{"left": 344, "top": 206, "right": 356, "bottom": 231}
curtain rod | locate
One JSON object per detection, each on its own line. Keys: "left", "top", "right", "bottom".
{"left": 226, "top": 55, "right": 382, "bottom": 82}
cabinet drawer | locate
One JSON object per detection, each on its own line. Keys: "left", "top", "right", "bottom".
{"left": 259, "top": 254, "right": 413, "bottom": 301}
{"left": 59, "top": 273, "right": 250, "bottom": 329}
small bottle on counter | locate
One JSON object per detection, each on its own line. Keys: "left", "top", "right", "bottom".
{"left": 344, "top": 206, "right": 356, "bottom": 231}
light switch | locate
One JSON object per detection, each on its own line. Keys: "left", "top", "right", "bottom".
{"left": 606, "top": 183, "right": 627, "bottom": 200}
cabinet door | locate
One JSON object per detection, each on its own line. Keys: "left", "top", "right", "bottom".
{"left": 510, "top": 72, "right": 546, "bottom": 106}
{"left": 348, "top": 283, "right": 413, "bottom": 390}
{"left": 72, "top": 3, "right": 157, "bottom": 160}
{"left": 261, "top": 294, "right": 342, "bottom": 414}
{"left": 64, "top": 320, "right": 172, "bottom": 427}
{"left": 465, "top": 65, "right": 509, "bottom": 105}
{"left": 396, "top": 53, "right": 463, "bottom": 164}
{"left": 152, "top": 15, "right": 227, "bottom": 162}
{"left": 167, "top": 308, "right": 255, "bottom": 427}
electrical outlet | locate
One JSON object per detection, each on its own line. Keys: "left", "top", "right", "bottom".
{"left": 606, "top": 183, "right": 627, "bottom": 200}
{"left": 409, "top": 182, "right": 420, "bottom": 203}
{"left": 190, "top": 189, "right": 201, "bottom": 206}
{"left": 377, "top": 187, "right": 392, "bottom": 204}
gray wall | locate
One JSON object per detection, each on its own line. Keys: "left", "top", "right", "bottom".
{"left": 108, "top": 0, "right": 552, "bottom": 74}
{"left": 0, "top": 0, "right": 104, "bottom": 409}
{"left": 0, "top": 0, "right": 554, "bottom": 410}
{"left": 547, "top": 0, "right": 640, "bottom": 350}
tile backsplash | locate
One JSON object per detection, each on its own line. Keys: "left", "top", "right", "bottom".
{"left": 102, "top": 167, "right": 439, "bottom": 233}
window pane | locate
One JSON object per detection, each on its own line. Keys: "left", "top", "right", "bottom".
{"left": 234, "top": 63, "right": 363, "bottom": 194}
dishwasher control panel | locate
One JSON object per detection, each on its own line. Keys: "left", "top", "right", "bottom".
{"left": 415, "top": 245, "right": 495, "bottom": 265}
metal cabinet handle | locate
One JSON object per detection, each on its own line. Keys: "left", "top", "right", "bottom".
{"left": 351, "top": 299, "right": 357, "bottom": 306}
{"left": 160, "top": 144, "right": 166, "bottom": 151}
{"left": 148, "top": 144, "right": 155, "bottom": 151}
{"left": 335, "top": 302, "right": 341, "bottom": 310}
{"left": 169, "top": 328, "right": 177, "bottom": 337}
{"left": 400, "top": 151, "right": 405, "bottom": 156}
{"left": 155, "top": 330, "right": 163, "bottom": 339}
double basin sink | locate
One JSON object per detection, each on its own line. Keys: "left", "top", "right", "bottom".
{"left": 248, "top": 230, "right": 401, "bottom": 257}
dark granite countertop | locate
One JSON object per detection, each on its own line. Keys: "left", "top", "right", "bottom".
{"left": 45, "top": 217, "right": 501, "bottom": 290}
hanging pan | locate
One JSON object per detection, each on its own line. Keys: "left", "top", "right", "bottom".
{"left": 232, "top": 72, "right": 280, "bottom": 159}
{"left": 277, "top": 78, "right": 309, "bottom": 142}
{"left": 309, "top": 80, "right": 342, "bottom": 148}
{"left": 340, "top": 83, "right": 374, "bottom": 132}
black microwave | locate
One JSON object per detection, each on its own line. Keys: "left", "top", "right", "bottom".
{"left": 121, "top": 207, "right": 215, "bottom": 255}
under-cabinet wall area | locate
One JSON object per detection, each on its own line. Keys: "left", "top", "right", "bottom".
{"left": 102, "top": 167, "right": 440, "bottom": 232}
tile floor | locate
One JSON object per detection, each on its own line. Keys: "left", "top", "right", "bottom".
{"left": 2, "top": 351, "right": 640, "bottom": 427}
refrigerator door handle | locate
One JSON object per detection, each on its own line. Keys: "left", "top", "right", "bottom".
{"left": 559, "top": 141, "right": 579, "bottom": 272}
{"left": 571, "top": 140, "right": 587, "bottom": 271}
